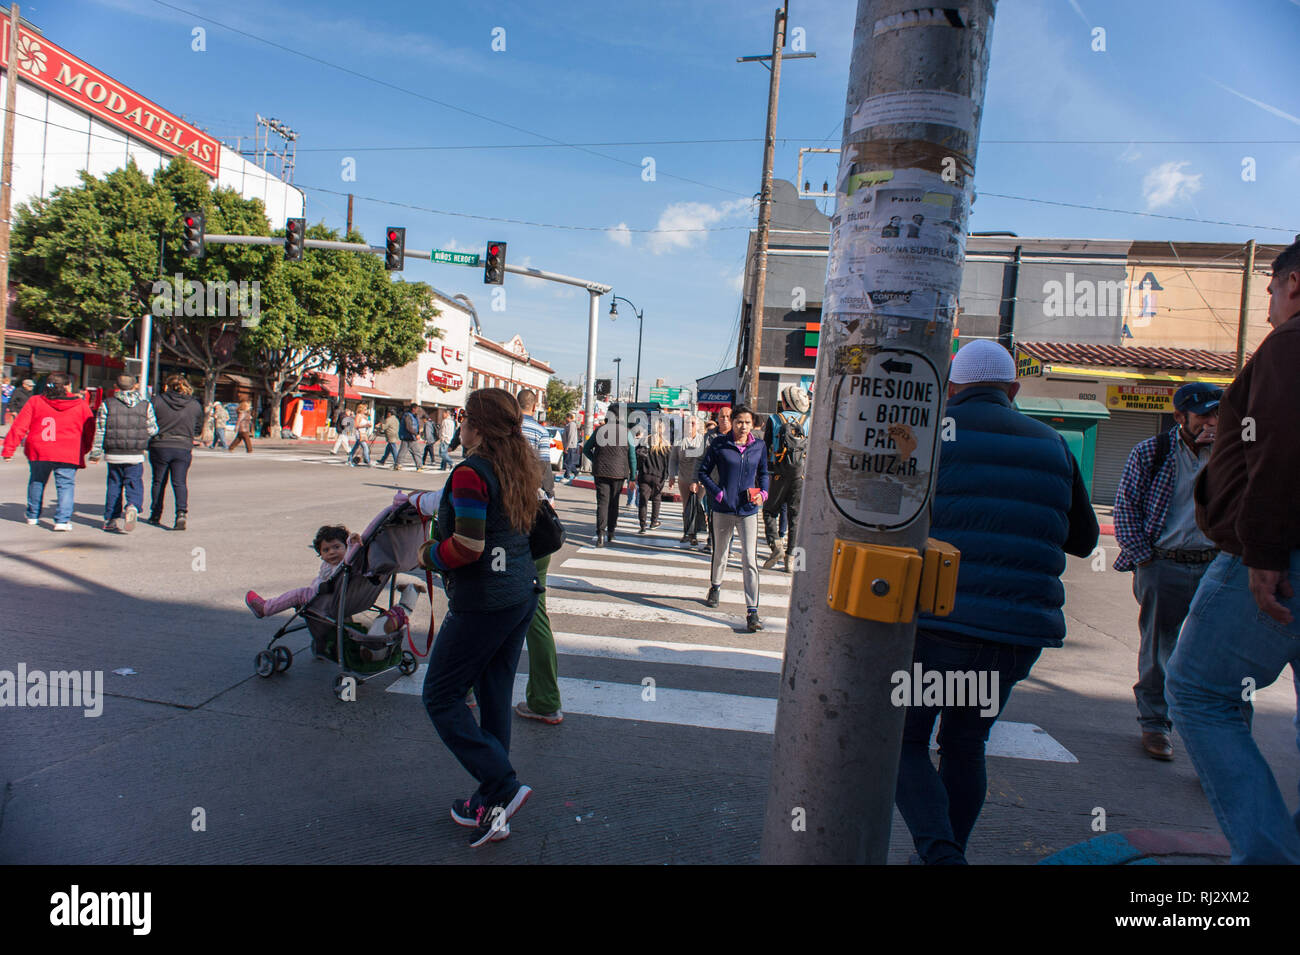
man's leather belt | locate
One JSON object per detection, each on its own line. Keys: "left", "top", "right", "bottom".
{"left": 1152, "top": 547, "right": 1219, "bottom": 564}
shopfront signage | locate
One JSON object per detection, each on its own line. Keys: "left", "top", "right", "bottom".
{"left": 1107, "top": 384, "right": 1175, "bottom": 413}
{"left": 1, "top": 21, "right": 220, "bottom": 176}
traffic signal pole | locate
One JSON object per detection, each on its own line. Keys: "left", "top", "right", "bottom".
{"left": 202, "top": 233, "right": 612, "bottom": 440}
{"left": 759, "top": 0, "right": 996, "bottom": 865}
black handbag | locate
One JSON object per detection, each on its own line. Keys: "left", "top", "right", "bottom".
{"left": 530, "top": 497, "right": 566, "bottom": 559}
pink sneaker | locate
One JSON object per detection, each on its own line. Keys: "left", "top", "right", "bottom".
{"left": 246, "top": 591, "right": 267, "bottom": 618}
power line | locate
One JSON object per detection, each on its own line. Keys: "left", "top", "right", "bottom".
{"left": 979, "top": 192, "right": 1298, "bottom": 233}
{"left": 146, "top": 0, "right": 750, "bottom": 199}
{"left": 298, "top": 182, "right": 754, "bottom": 234}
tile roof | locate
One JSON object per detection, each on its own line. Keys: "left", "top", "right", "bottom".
{"left": 1016, "top": 341, "right": 1244, "bottom": 373}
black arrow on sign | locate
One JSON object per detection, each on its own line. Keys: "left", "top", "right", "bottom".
{"left": 881, "top": 358, "right": 913, "bottom": 375}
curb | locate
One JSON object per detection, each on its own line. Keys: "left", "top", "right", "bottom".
{"left": 1040, "top": 829, "right": 1230, "bottom": 865}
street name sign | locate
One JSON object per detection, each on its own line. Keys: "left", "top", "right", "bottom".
{"left": 430, "top": 249, "right": 481, "bottom": 266}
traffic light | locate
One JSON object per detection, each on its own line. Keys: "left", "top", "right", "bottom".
{"left": 181, "top": 211, "right": 205, "bottom": 258}
{"left": 484, "top": 240, "right": 506, "bottom": 285}
{"left": 385, "top": 227, "right": 406, "bottom": 271}
{"left": 284, "top": 217, "right": 306, "bottom": 261}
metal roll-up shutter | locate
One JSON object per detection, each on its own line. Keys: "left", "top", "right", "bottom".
{"left": 1092, "top": 410, "right": 1161, "bottom": 505}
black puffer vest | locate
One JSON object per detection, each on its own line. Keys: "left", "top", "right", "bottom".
{"left": 103, "top": 396, "right": 151, "bottom": 454}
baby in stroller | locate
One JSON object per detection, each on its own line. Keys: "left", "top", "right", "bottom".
{"left": 246, "top": 523, "right": 422, "bottom": 633}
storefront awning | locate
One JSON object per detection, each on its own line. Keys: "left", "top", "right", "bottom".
{"left": 297, "top": 373, "right": 390, "bottom": 402}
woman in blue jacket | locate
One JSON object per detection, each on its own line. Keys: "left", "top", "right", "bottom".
{"left": 697, "top": 403, "right": 769, "bottom": 632}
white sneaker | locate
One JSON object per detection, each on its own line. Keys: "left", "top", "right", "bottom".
{"left": 52, "top": 523, "right": 71, "bottom": 532}
{"left": 26, "top": 518, "right": 38, "bottom": 525}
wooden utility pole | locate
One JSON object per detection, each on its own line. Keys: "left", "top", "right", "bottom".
{"left": 761, "top": 0, "right": 997, "bottom": 864}
{"left": 0, "top": 4, "right": 20, "bottom": 376}
{"left": 744, "top": 5, "right": 787, "bottom": 407}
{"left": 1235, "top": 239, "right": 1255, "bottom": 373}
{"left": 346, "top": 193, "right": 354, "bottom": 236}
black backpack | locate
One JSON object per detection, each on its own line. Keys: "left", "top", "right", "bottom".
{"left": 773, "top": 412, "right": 810, "bottom": 475}
{"left": 1149, "top": 429, "right": 1174, "bottom": 479}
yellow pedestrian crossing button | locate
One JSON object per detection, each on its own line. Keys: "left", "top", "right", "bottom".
{"left": 826, "top": 538, "right": 961, "bottom": 623}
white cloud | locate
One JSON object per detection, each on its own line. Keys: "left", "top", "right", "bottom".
{"left": 728, "top": 269, "right": 745, "bottom": 294}
{"left": 1142, "top": 161, "right": 1203, "bottom": 209}
{"left": 648, "top": 198, "right": 753, "bottom": 255}
{"left": 607, "top": 222, "right": 632, "bottom": 247}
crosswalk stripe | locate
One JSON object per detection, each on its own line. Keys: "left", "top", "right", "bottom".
{"left": 558, "top": 557, "right": 792, "bottom": 588}
{"left": 386, "top": 666, "right": 1076, "bottom": 757}
{"left": 546, "top": 596, "right": 784, "bottom": 632}
{"left": 573, "top": 546, "right": 741, "bottom": 565}
{"left": 551, "top": 632, "right": 783, "bottom": 672}
{"left": 549, "top": 573, "right": 791, "bottom": 607}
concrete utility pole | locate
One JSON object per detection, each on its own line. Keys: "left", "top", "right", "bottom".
{"left": 1234, "top": 239, "right": 1255, "bottom": 374}
{"left": 743, "top": 5, "right": 788, "bottom": 407}
{"left": 760, "top": 0, "right": 997, "bottom": 864}
{"left": 0, "top": 4, "right": 20, "bottom": 372}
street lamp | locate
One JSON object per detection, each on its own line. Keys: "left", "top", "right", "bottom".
{"left": 613, "top": 357, "right": 622, "bottom": 401}
{"left": 608, "top": 295, "right": 644, "bottom": 404}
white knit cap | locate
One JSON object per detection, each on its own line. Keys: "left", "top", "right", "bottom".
{"left": 949, "top": 339, "right": 1016, "bottom": 384}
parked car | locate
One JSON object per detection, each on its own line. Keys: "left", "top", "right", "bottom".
{"left": 545, "top": 426, "right": 564, "bottom": 470}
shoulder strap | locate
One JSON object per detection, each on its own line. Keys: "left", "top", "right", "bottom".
{"left": 1151, "top": 429, "right": 1174, "bottom": 478}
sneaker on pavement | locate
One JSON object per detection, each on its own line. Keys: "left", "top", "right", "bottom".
{"left": 26, "top": 518, "right": 39, "bottom": 526}
{"left": 450, "top": 797, "right": 480, "bottom": 827}
{"left": 122, "top": 505, "right": 138, "bottom": 533}
{"left": 468, "top": 807, "right": 511, "bottom": 847}
{"left": 1141, "top": 731, "right": 1174, "bottom": 760}
{"left": 515, "top": 701, "right": 563, "bottom": 724}
{"left": 762, "top": 545, "right": 785, "bottom": 570}
{"left": 174, "top": 511, "right": 188, "bottom": 531}
{"left": 705, "top": 585, "right": 720, "bottom": 608}
{"left": 650, "top": 520, "right": 662, "bottom": 529}
{"left": 102, "top": 520, "right": 119, "bottom": 532}
{"left": 52, "top": 523, "right": 71, "bottom": 532}
{"left": 591, "top": 534, "right": 604, "bottom": 548}
{"left": 746, "top": 610, "right": 763, "bottom": 632}
{"left": 146, "top": 513, "right": 163, "bottom": 526}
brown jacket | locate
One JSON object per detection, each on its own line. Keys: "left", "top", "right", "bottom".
{"left": 1195, "top": 311, "right": 1300, "bottom": 570}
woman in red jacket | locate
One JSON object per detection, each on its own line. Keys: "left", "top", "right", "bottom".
{"left": 1, "top": 373, "right": 95, "bottom": 531}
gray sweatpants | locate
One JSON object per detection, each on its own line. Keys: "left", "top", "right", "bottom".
{"left": 710, "top": 511, "right": 760, "bottom": 610}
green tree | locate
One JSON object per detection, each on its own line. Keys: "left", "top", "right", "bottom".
{"left": 11, "top": 155, "right": 276, "bottom": 404}
{"left": 546, "top": 377, "right": 581, "bottom": 423}
{"left": 319, "top": 229, "right": 439, "bottom": 422}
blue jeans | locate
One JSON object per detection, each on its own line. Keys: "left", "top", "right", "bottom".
{"left": 27, "top": 461, "right": 77, "bottom": 524}
{"left": 104, "top": 462, "right": 144, "bottom": 520}
{"left": 422, "top": 595, "right": 539, "bottom": 807}
{"left": 349, "top": 435, "right": 371, "bottom": 464}
{"left": 210, "top": 426, "right": 228, "bottom": 449}
{"left": 562, "top": 447, "right": 579, "bottom": 479}
{"left": 439, "top": 443, "right": 453, "bottom": 470}
{"left": 1165, "top": 551, "right": 1300, "bottom": 864}
{"left": 894, "top": 629, "right": 1042, "bottom": 865}
{"left": 377, "top": 441, "right": 399, "bottom": 466}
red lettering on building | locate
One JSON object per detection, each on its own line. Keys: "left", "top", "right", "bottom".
{"left": 3, "top": 23, "right": 220, "bottom": 177}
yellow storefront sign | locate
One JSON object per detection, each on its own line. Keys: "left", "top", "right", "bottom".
{"left": 1015, "top": 346, "right": 1042, "bottom": 378}
{"left": 1107, "top": 384, "right": 1176, "bottom": 412}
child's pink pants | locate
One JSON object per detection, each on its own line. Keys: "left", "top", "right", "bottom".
{"left": 262, "top": 586, "right": 317, "bottom": 616}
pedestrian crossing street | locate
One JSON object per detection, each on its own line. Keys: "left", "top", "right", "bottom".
{"left": 387, "top": 504, "right": 1077, "bottom": 762}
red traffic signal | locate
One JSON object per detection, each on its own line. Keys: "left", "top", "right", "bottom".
{"left": 284, "top": 217, "right": 306, "bottom": 261}
{"left": 484, "top": 240, "right": 506, "bottom": 285}
{"left": 181, "top": 210, "right": 205, "bottom": 258}
{"left": 385, "top": 227, "right": 406, "bottom": 271}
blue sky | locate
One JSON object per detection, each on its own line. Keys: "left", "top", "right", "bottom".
{"left": 36, "top": 0, "right": 1300, "bottom": 388}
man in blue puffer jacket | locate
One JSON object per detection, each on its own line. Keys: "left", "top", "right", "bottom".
{"left": 895, "top": 339, "right": 1098, "bottom": 865}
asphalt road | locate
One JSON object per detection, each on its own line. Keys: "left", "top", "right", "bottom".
{"left": 0, "top": 444, "right": 1296, "bottom": 864}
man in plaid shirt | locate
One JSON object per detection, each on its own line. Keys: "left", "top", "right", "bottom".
{"left": 1113, "top": 382, "right": 1221, "bottom": 760}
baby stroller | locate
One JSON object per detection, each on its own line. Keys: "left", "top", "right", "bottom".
{"left": 254, "top": 502, "right": 434, "bottom": 699}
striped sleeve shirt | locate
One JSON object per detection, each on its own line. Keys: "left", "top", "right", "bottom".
{"left": 426, "top": 465, "right": 490, "bottom": 571}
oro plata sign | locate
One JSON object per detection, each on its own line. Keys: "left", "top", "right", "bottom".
{"left": 827, "top": 349, "right": 942, "bottom": 530}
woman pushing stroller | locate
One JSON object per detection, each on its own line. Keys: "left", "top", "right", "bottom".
{"left": 404, "top": 387, "right": 542, "bottom": 848}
